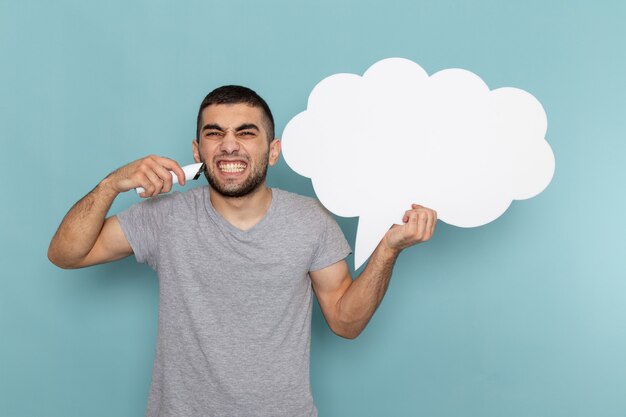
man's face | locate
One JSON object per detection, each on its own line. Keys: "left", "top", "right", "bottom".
{"left": 193, "top": 103, "right": 280, "bottom": 198}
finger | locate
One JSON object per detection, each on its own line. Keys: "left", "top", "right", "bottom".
{"left": 417, "top": 210, "right": 429, "bottom": 238}
{"left": 156, "top": 157, "right": 185, "bottom": 186}
{"left": 429, "top": 210, "right": 437, "bottom": 237}
{"left": 406, "top": 209, "right": 424, "bottom": 238}
{"left": 148, "top": 160, "right": 175, "bottom": 193}
{"left": 141, "top": 168, "right": 165, "bottom": 196}
{"left": 424, "top": 210, "right": 435, "bottom": 240}
{"left": 136, "top": 173, "right": 156, "bottom": 198}
{"left": 407, "top": 210, "right": 428, "bottom": 240}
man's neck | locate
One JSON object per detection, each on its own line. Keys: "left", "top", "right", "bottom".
{"left": 209, "top": 184, "right": 273, "bottom": 231}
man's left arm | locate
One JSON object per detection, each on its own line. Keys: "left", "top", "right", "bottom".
{"left": 310, "top": 204, "right": 437, "bottom": 339}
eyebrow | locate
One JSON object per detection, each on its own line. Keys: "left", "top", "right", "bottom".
{"left": 201, "top": 123, "right": 260, "bottom": 132}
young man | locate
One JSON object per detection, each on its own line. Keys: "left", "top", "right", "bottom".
{"left": 48, "top": 85, "right": 437, "bottom": 417}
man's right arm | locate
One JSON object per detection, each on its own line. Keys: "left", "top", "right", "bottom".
{"left": 47, "top": 155, "right": 185, "bottom": 269}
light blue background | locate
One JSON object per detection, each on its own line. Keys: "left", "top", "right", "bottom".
{"left": 1, "top": 0, "right": 625, "bottom": 416}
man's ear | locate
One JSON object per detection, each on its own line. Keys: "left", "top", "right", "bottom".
{"left": 268, "top": 139, "right": 281, "bottom": 166}
{"left": 192, "top": 139, "right": 202, "bottom": 163}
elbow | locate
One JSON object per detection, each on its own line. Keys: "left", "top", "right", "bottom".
{"left": 336, "top": 330, "right": 361, "bottom": 340}
{"left": 47, "top": 245, "right": 79, "bottom": 269}
{"left": 328, "top": 301, "right": 368, "bottom": 339}
{"left": 333, "top": 327, "right": 362, "bottom": 340}
{"left": 47, "top": 246, "right": 61, "bottom": 268}
{"left": 47, "top": 250, "right": 66, "bottom": 269}
{"left": 329, "top": 321, "right": 364, "bottom": 340}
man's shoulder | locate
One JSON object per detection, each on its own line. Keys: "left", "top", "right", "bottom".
{"left": 122, "top": 186, "right": 205, "bottom": 216}
{"left": 272, "top": 188, "right": 335, "bottom": 227}
{"left": 273, "top": 188, "right": 326, "bottom": 212}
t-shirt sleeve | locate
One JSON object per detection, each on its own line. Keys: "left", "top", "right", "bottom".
{"left": 309, "top": 207, "right": 352, "bottom": 272}
{"left": 116, "top": 193, "right": 175, "bottom": 268}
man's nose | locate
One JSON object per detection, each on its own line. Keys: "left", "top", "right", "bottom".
{"left": 220, "top": 131, "right": 240, "bottom": 153}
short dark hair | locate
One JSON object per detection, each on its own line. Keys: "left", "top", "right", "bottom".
{"left": 196, "top": 85, "right": 275, "bottom": 142}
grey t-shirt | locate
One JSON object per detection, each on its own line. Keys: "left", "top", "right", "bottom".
{"left": 117, "top": 187, "right": 351, "bottom": 417}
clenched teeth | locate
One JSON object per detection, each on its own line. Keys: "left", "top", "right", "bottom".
{"left": 218, "top": 162, "right": 247, "bottom": 173}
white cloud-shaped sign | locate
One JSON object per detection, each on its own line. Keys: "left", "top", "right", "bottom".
{"left": 282, "top": 58, "right": 555, "bottom": 269}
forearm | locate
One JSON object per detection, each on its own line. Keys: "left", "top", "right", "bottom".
{"left": 335, "top": 242, "right": 400, "bottom": 338}
{"left": 48, "top": 177, "right": 119, "bottom": 268}
{"left": 316, "top": 205, "right": 436, "bottom": 339}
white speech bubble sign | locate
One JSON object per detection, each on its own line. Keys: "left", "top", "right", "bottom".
{"left": 282, "top": 58, "right": 555, "bottom": 269}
